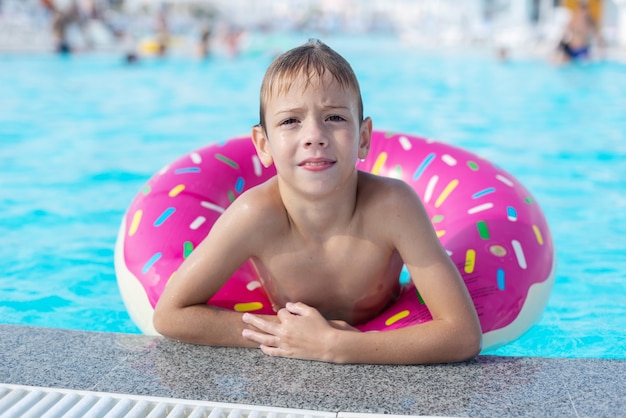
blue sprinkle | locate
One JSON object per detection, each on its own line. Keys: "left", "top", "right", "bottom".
{"left": 413, "top": 152, "right": 435, "bottom": 181}
{"left": 507, "top": 206, "right": 518, "bottom": 219}
{"left": 472, "top": 187, "right": 495, "bottom": 199}
{"left": 154, "top": 207, "right": 175, "bottom": 227}
{"left": 142, "top": 252, "right": 162, "bottom": 274}
{"left": 497, "top": 268, "right": 505, "bottom": 290}
{"left": 174, "top": 167, "right": 201, "bottom": 174}
{"left": 235, "top": 176, "right": 245, "bottom": 193}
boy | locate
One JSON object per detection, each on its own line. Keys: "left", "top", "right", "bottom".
{"left": 153, "top": 39, "right": 481, "bottom": 364}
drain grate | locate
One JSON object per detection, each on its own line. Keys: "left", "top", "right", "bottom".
{"left": 0, "top": 384, "right": 338, "bottom": 418}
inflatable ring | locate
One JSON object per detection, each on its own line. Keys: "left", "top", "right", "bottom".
{"left": 114, "top": 131, "right": 556, "bottom": 351}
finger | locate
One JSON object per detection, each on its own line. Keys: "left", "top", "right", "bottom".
{"left": 285, "top": 301, "right": 314, "bottom": 316}
{"left": 241, "top": 328, "right": 279, "bottom": 347}
{"left": 242, "top": 313, "right": 279, "bottom": 334}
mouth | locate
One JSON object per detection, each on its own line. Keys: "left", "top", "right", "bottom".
{"left": 298, "top": 158, "right": 335, "bottom": 168}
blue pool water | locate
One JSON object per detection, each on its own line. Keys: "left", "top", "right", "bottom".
{"left": 1, "top": 34, "right": 625, "bottom": 359}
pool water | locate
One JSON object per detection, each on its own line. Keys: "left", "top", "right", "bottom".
{"left": 1, "top": 34, "right": 625, "bottom": 359}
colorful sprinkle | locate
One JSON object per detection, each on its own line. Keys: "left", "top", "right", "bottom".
{"left": 431, "top": 214, "right": 444, "bottom": 223}
{"left": 398, "top": 136, "right": 412, "bottom": 150}
{"left": 472, "top": 187, "right": 495, "bottom": 199}
{"left": 507, "top": 206, "right": 518, "bottom": 222}
{"left": 183, "top": 241, "right": 194, "bottom": 258}
{"left": 168, "top": 184, "right": 185, "bottom": 197}
{"left": 413, "top": 152, "right": 435, "bottom": 181}
{"left": 465, "top": 249, "right": 476, "bottom": 274}
{"left": 235, "top": 177, "right": 245, "bottom": 193}
{"left": 435, "top": 179, "right": 458, "bottom": 208}
{"left": 372, "top": 152, "right": 387, "bottom": 175}
{"left": 200, "top": 201, "right": 225, "bottom": 214}
{"left": 490, "top": 245, "right": 507, "bottom": 257}
{"left": 391, "top": 165, "right": 403, "bottom": 179}
{"left": 174, "top": 167, "right": 201, "bottom": 174}
{"left": 142, "top": 252, "right": 162, "bottom": 274}
{"left": 436, "top": 230, "right": 446, "bottom": 238}
{"left": 228, "top": 190, "right": 235, "bottom": 203}
{"left": 154, "top": 207, "right": 175, "bottom": 227}
{"left": 234, "top": 302, "right": 264, "bottom": 312}
{"left": 467, "top": 202, "right": 494, "bottom": 214}
{"left": 141, "top": 185, "right": 151, "bottom": 195}
{"left": 467, "top": 161, "right": 479, "bottom": 171}
{"left": 441, "top": 154, "right": 457, "bottom": 166}
{"left": 128, "top": 210, "right": 142, "bottom": 237}
{"left": 512, "top": 239, "right": 527, "bottom": 269}
{"left": 533, "top": 225, "right": 544, "bottom": 245}
{"left": 496, "top": 174, "right": 514, "bottom": 187}
{"left": 497, "top": 268, "right": 506, "bottom": 290}
{"left": 252, "top": 155, "right": 262, "bottom": 177}
{"left": 385, "top": 309, "right": 410, "bottom": 326}
{"left": 189, "top": 216, "right": 206, "bottom": 230}
{"left": 215, "top": 153, "right": 239, "bottom": 169}
{"left": 525, "top": 196, "right": 534, "bottom": 204}
{"left": 190, "top": 152, "right": 202, "bottom": 164}
{"left": 246, "top": 281, "right": 262, "bottom": 291}
{"left": 424, "top": 175, "right": 438, "bottom": 203}
{"left": 477, "top": 221, "right": 490, "bottom": 239}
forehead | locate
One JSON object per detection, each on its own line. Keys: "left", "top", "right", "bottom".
{"left": 266, "top": 71, "right": 354, "bottom": 104}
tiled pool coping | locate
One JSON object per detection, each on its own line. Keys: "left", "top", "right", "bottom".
{"left": 1, "top": 324, "right": 624, "bottom": 417}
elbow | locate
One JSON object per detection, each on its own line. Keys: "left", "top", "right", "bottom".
{"left": 455, "top": 327, "right": 482, "bottom": 362}
{"left": 152, "top": 304, "right": 174, "bottom": 338}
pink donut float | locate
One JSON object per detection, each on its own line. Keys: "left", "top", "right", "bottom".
{"left": 114, "top": 131, "right": 556, "bottom": 351}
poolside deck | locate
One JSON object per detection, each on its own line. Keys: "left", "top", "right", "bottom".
{"left": 1, "top": 324, "right": 624, "bottom": 417}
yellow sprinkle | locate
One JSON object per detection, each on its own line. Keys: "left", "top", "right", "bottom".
{"left": 385, "top": 310, "right": 410, "bottom": 326}
{"left": 533, "top": 225, "right": 544, "bottom": 245}
{"left": 234, "top": 302, "right": 264, "bottom": 312}
{"left": 435, "top": 179, "right": 459, "bottom": 208}
{"left": 436, "top": 230, "right": 446, "bottom": 238}
{"left": 465, "top": 249, "right": 476, "bottom": 274}
{"left": 128, "top": 210, "right": 142, "bottom": 236}
{"left": 168, "top": 184, "right": 185, "bottom": 197}
{"left": 371, "top": 152, "right": 387, "bottom": 175}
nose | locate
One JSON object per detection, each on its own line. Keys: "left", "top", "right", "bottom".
{"left": 302, "top": 120, "right": 328, "bottom": 148}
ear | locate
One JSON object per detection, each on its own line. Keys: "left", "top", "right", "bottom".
{"left": 251, "top": 125, "right": 274, "bottom": 168}
{"left": 358, "top": 117, "right": 373, "bottom": 160}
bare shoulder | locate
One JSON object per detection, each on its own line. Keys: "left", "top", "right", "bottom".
{"left": 357, "top": 171, "right": 422, "bottom": 209}
{"left": 224, "top": 176, "right": 286, "bottom": 233}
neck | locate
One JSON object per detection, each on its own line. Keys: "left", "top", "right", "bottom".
{"left": 278, "top": 172, "right": 360, "bottom": 240}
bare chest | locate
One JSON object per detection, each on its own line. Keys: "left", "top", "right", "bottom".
{"left": 251, "top": 235, "right": 403, "bottom": 324}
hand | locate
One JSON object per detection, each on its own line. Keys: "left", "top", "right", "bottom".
{"left": 241, "top": 302, "right": 357, "bottom": 362}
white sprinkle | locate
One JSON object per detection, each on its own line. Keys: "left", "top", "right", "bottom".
{"left": 424, "top": 175, "right": 438, "bottom": 203}
{"left": 246, "top": 281, "right": 262, "bottom": 291}
{"left": 190, "top": 152, "right": 202, "bottom": 164}
{"left": 512, "top": 239, "right": 527, "bottom": 269}
{"left": 441, "top": 154, "right": 457, "bottom": 166}
{"left": 399, "top": 136, "right": 412, "bottom": 151}
{"left": 200, "top": 201, "right": 225, "bottom": 213}
{"left": 496, "top": 174, "right": 514, "bottom": 187}
{"left": 189, "top": 216, "right": 206, "bottom": 230}
{"left": 467, "top": 202, "right": 494, "bottom": 214}
{"left": 158, "top": 165, "right": 169, "bottom": 175}
{"left": 252, "top": 155, "right": 262, "bottom": 177}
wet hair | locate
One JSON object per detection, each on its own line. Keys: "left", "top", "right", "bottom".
{"left": 258, "top": 39, "right": 364, "bottom": 130}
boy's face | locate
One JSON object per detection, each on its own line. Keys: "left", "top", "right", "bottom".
{"left": 252, "top": 72, "right": 371, "bottom": 198}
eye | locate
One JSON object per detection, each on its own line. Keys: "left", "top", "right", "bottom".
{"left": 280, "top": 118, "right": 298, "bottom": 126}
{"left": 327, "top": 115, "right": 346, "bottom": 122}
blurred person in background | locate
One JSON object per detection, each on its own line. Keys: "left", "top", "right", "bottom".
{"left": 552, "top": 0, "right": 605, "bottom": 64}
{"left": 40, "top": 0, "right": 80, "bottom": 53}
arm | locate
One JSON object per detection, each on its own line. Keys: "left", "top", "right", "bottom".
{"left": 242, "top": 180, "right": 482, "bottom": 364}
{"left": 153, "top": 188, "right": 276, "bottom": 347}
